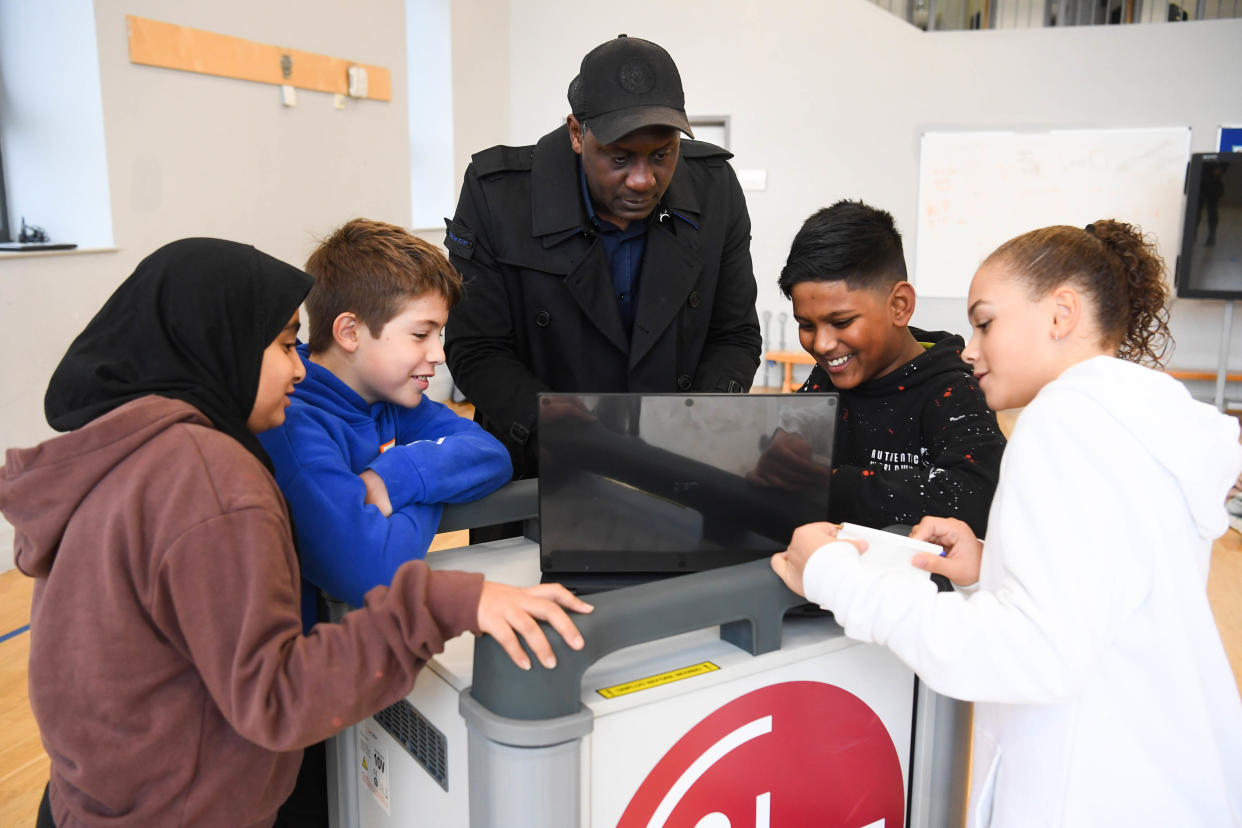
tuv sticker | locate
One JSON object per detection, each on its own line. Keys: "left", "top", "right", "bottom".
{"left": 358, "top": 721, "right": 391, "bottom": 814}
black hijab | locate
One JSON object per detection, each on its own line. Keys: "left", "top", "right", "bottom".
{"left": 44, "top": 238, "right": 313, "bottom": 469}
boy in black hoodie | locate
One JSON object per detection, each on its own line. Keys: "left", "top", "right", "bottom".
{"left": 754, "top": 200, "right": 1005, "bottom": 536}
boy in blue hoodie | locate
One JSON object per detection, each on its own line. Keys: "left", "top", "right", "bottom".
{"left": 260, "top": 219, "right": 513, "bottom": 623}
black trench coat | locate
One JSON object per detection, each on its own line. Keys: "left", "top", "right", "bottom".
{"left": 445, "top": 125, "right": 761, "bottom": 477}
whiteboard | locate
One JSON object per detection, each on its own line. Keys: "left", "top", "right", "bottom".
{"left": 914, "top": 127, "right": 1191, "bottom": 298}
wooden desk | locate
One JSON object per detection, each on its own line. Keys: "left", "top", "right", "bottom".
{"left": 764, "top": 353, "right": 1242, "bottom": 396}
{"left": 1165, "top": 370, "right": 1242, "bottom": 383}
{"left": 764, "top": 350, "right": 815, "bottom": 393}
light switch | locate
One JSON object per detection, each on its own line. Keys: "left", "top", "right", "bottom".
{"left": 280, "top": 84, "right": 297, "bottom": 107}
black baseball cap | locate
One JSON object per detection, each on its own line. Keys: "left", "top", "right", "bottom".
{"left": 567, "top": 35, "right": 694, "bottom": 146}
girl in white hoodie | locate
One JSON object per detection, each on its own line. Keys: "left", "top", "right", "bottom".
{"left": 772, "top": 219, "right": 1242, "bottom": 827}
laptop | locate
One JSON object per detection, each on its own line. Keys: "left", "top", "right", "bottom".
{"left": 538, "top": 391, "right": 838, "bottom": 595}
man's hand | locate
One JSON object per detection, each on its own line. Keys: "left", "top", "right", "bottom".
{"left": 770, "top": 522, "right": 866, "bottom": 597}
{"left": 749, "top": 429, "right": 832, "bottom": 491}
{"left": 359, "top": 469, "right": 394, "bottom": 517}
{"left": 909, "top": 516, "right": 982, "bottom": 587}
{"left": 477, "top": 582, "right": 594, "bottom": 670}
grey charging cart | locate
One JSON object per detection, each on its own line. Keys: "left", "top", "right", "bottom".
{"left": 326, "top": 481, "right": 970, "bottom": 828}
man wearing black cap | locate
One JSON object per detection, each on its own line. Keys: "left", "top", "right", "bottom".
{"left": 444, "top": 35, "right": 761, "bottom": 484}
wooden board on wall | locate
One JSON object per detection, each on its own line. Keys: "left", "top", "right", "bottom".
{"left": 126, "top": 16, "right": 391, "bottom": 102}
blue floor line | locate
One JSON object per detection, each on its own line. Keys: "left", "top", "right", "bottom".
{"left": 0, "top": 624, "right": 30, "bottom": 644}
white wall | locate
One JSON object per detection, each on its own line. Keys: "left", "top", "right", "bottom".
{"left": 0, "top": 0, "right": 414, "bottom": 569}
{"left": 449, "top": 0, "right": 510, "bottom": 195}
{"left": 500, "top": 2, "right": 1242, "bottom": 378}
{"left": 910, "top": 19, "right": 1242, "bottom": 371}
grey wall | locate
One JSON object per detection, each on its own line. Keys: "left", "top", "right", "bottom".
{"left": 449, "top": 0, "right": 510, "bottom": 198}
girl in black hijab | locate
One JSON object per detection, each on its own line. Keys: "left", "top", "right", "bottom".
{"left": 44, "top": 237, "right": 310, "bottom": 468}
{"left": 7, "top": 238, "right": 588, "bottom": 828}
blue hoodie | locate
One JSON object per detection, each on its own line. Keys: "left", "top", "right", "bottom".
{"left": 259, "top": 345, "right": 512, "bottom": 616}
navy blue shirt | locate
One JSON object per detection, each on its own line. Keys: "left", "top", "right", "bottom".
{"left": 579, "top": 162, "right": 649, "bottom": 336}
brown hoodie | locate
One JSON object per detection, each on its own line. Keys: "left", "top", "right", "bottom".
{"left": 0, "top": 396, "right": 483, "bottom": 827}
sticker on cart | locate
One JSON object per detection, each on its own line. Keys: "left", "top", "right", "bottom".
{"left": 358, "top": 721, "right": 391, "bottom": 815}
{"left": 597, "top": 661, "right": 720, "bottom": 699}
{"left": 617, "top": 681, "right": 904, "bottom": 827}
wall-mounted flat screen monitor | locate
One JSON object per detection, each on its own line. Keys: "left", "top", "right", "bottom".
{"left": 1176, "top": 151, "right": 1242, "bottom": 299}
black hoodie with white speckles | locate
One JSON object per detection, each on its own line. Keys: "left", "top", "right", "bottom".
{"left": 799, "top": 327, "right": 1005, "bottom": 536}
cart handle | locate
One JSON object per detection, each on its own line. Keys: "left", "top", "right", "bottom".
{"left": 469, "top": 556, "right": 809, "bottom": 720}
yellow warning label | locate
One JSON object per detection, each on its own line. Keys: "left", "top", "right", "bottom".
{"left": 596, "top": 661, "right": 720, "bottom": 699}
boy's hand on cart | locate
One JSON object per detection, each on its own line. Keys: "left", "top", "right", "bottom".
{"left": 771, "top": 522, "right": 866, "bottom": 597}
{"left": 909, "top": 517, "right": 982, "bottom": 587}
{"left": 359, "top": 469, "right": 393, "bottom": 517}
{"left": 477, "top": 582, "right": 594, "bottom": 671}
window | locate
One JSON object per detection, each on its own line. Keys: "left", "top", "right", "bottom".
{"left": 0, "top": 142, "right": 9, "bottom": 243}
{"left": 406, "top": 0, "right": 454, "bottom": 230}
{"left": 0, "top": 0, "right": 113, "bottom": 249}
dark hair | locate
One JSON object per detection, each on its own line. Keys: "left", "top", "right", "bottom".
{"left": 983, "top": 219, "right": 1171, "bottom": 366}
{"left": 778, "top": 200, "right": 907, "bottom": 298}
{"left": 304, "top": 218, "right": 461, "bottom": 354}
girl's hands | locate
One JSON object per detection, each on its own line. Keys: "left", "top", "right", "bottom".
{"left": 909, "top": 516, "right": 983, "bottom": 587}
{"left": 770, "top": 522, "right": 867, "bottom": 597}
{"left": 477, "top": 582, "right": 594, "bottom": 670}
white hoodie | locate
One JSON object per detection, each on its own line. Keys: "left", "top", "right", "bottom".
{"left": 804, "top": 356, "right": 1242, "bottom": 827}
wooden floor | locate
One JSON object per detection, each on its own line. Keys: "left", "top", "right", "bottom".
{"left": 1, "top": 568, "right": 45, "bottom": 828}
{"left": 2, "top": 402, "right": 1240, "bottom": 825}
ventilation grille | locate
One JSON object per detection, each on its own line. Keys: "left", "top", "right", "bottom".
{"left": 372, "top": 699, "right": 449, "bottom": 791}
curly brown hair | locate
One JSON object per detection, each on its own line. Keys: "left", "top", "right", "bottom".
{"left": 983, "top": 219, "right": 1172, "bottom": 366}
{"left": 304, "top": 218, "right": 462, "bottom": 354}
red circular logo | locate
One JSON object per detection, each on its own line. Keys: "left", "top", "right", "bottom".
{"left": 617, "top": 681, "right": 905, "bottom": 828}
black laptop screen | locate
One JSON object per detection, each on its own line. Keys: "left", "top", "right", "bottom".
{"left": 538, "top": 392, "right": 838, "bottom": 575}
